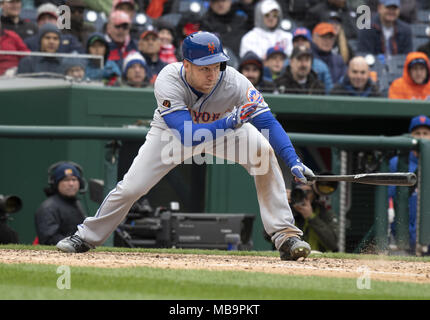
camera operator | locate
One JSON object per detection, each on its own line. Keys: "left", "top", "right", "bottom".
{"left": 288, "top": 181, "right": 339, "bottom": 252}
{"left": 0, "top": 194, "right": 21, "bottom": 244}
{"left": 35, "top": 162, "right": 87, "bottom": 245}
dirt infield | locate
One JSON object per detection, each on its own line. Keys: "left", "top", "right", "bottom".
{"left": 1, "top": 249, "right": 430, "bottom": 284}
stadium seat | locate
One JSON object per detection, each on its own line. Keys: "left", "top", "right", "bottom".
{"left": 413, "top": 37, "right": 429, "bottom": 51}
{"left": 416, "top": 10, "right": 430, "bottom": 24}
{"left": 386, "top": 54, "right": 407, "bottom": 74}
{"left": 411, "top": 23, "right": 430, "bottom": 38}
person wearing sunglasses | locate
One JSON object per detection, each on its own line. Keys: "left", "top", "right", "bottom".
{"left": 105, "top": 10, "right": 138, "bottom": 71}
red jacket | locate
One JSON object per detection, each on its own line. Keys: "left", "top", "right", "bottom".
{"left": 389, "top": 52, "right": 430, "bottom": 100}
{"left": 0, "top": 29, "right": 30, "bottom": 75}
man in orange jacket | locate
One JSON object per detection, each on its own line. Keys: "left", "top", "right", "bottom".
{"left": 389, "top": 52, "right": 430, "bottom": 100}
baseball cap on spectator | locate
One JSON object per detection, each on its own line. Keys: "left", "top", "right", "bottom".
{"left": 379, "top": 0, "right": 400, "bottom": 8}
{"left": 409, "top": 115, "right": 430, "bottom": 132}
{"left": 266, "top": 45, "right": 286, "bottom": 60}
{"left": 260, "top": 0, "right": 281, "bottom": 15}
{"left": 140, "top": 29, "right": 158, "bottom": 40}
{"left": 37, "top": 3, "right": 58, "bottom": 21}
{"left": 239, "top": 51, "right": 263, "bottom": 69}
{"left": 113, "top": 0, "right": 135, "bottom": 9}
{"left": 292, "top": 27, "right": 312, "bottom": 42}
{"left": 312, "top": 22, "right": 336, "bottom": 36}
{"left": 110, "top": 10, "right": 132, "bottom": 26}
{"left": 123, "top": 51, "right": 148, "bottom": 74}
{"left": 53, "top": 163, "right": 82, "bottom": 186}
{"left": 409, "top": 58, "right": 428, "bottom": 68}
{"left": 290, "top": 46, "right": 313, "bottom": 59}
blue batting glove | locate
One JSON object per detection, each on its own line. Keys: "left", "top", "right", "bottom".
{"left": 291, "top": 161, "right": 315, "bottom": 185}
{"left": 225, "top": 103, "right": 258, "bottom": 128}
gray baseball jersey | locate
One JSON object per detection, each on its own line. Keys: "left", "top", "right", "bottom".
{"left": 151, "top": 62, "right": 269, "bottom": 129}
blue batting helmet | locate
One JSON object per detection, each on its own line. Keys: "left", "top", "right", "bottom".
{"left": 182, "top": 31, "right": 230, "bottom": 68}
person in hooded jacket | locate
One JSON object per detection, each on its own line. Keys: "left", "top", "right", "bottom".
{"left": 239, "top": 0, "right": 293, "bottom": 60}
{"left": 388, "top": 52, "right": 430, "bottom": 100}
{"left": 85, "top": 33, "right": 122, "bottom": 86}
{"left": 238, "top": 50, "right": 277, "bottom": 93}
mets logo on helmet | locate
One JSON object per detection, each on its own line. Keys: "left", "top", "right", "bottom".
{"left": 246, "top": 87, "right": 263, "bottom": 104}
{"left": 208, "top": 42, "right": 215, "bottom": 54}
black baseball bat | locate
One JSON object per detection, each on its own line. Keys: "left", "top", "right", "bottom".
{"left": 306, "top": 172, "right": 417, "bottom": 186}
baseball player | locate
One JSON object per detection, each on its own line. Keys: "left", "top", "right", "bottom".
{"left": 57, "top": 31, "right": 315, "bottom": 260}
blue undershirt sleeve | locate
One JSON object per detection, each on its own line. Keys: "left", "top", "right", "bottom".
{"left": 163, "top": 110, "right": 232, "bottom": 147}
{"left": 250, "top": 111, "right": 299, "bottom": 168}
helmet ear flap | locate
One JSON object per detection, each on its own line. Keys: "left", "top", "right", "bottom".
{"left": 220, "top": 61, "right": 227, "bottom": 71}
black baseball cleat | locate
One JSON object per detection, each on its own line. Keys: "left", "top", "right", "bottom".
{"left": 56, "top": 235, "right": 94, "bottom": 253}
{"left": 279, "top": 237, "right": 311, "bottom": 261}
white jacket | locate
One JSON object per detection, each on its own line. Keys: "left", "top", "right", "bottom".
{"left": 239, "top": 27, "right": 293, "bottom": 59}
{"left": 239, "top": 0, "right": 293, "bottom": 59}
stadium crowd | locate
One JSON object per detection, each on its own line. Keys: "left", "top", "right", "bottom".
{"left": 1, "top": 0, "right": 430, "bottom": 95}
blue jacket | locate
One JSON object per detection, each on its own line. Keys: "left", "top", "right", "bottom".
{"left": 85, "top": 33, "right": 121, "bottom": 82}
{"left": 357, "top": 14, "right": 413, "bottom": 55}
{"left": 311, "top": 42, "right": 346, "bottom": 84}
{"left": 330, "top": 76, "right": 381, "bottom": 97}
{"left": 388, "top": 152, "right": 418, "bottom": 250}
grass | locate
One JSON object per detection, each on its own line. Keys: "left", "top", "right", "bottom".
{"left": 1, "top": 263, "right": 430, "bottom": 300}
{"left": 1, "top": 245, "right": 430, "bottom": 300}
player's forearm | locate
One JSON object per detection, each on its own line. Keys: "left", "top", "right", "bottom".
{"left": 251, "top": 111, "right": 299, "bottom": 168}
{"left": 163, "top": 110, "right": 233, "bottom": 147}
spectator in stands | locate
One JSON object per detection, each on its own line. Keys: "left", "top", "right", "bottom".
{"left": 312, "top": 22, "right": 347, "bottom": 84}
{"left": 388, "top": 115, "right": 430, "bottom": 255}
{"left": 0, "top": 0, "right": 37, "bottom": 40}
{"left": 61, "top": 0, "right": 95, "bottom": 46}
{"left": 175, "top": 12, "right": 202, "bottom": 56}
{"left": 239, "top": 0, "right": 293, "bottom": 60}
{"left": 200, "top": 0, "right": 249, "bottom": 58}
{"left": 106, "top": 10, "right": 138, "bottom": 71}
{"left": 279, "top": 0, "right": 318, "bottom": 27}
{"left": 263, "top": 45, "right": 286, "bottom": 82}
{"left": 327, "top": 11, "right": 354, "bottom": 64}
{"left": 330, "top": 56, "right": 382, "bottom": 97}
{"left": 290, "top": 27, "right": 333, "bottom": 93}
{"left": 122, "top": 51, "right": 151, "bottom": 88}
{"left": 17, "top": 23, "right": 63, "bottom": 75}
{"left": 35, "top": 162, "right": 87, "bottom": 246}
{"left": 0, "top": 18, "right": 30, "bottom": 76}
{"left": 144, "top": 0, "right": 174, "bottom": 20}
{"left": 155, "top": 20, "right": 177, "bottom": 64}
{"left": 287, "top": 181, "right": 339, "bottom": 252}
{"left": 138, "top": 29, "right": 166, "bottom": 84}
{"left": 388, "top": 51, "right": 430, "bottom": 100}
{"left": 275, "top": 46, "right": 325, "bottom": 95}
{"left": 63, "top": 57, "right": 87, "bottom": 81}
{"left": 85, "top": 33, "right": 122, "bottom": 85}
{"left": 238, "top": 50, "right": 276, "bottom": 93}
{"left": 305, "top": 0, "right": 358, "bottom": 39}
{"left": 112, "top": 0, "right": 143, "bottom": 41}
{"left": 24, "top": 3, "right": 84, "bottom": 53}
{"left": 231, "top": 0, "right": 257, "bottom": 31}
{"left": 357, "top": 0, "right": 413, "bottom": 56}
